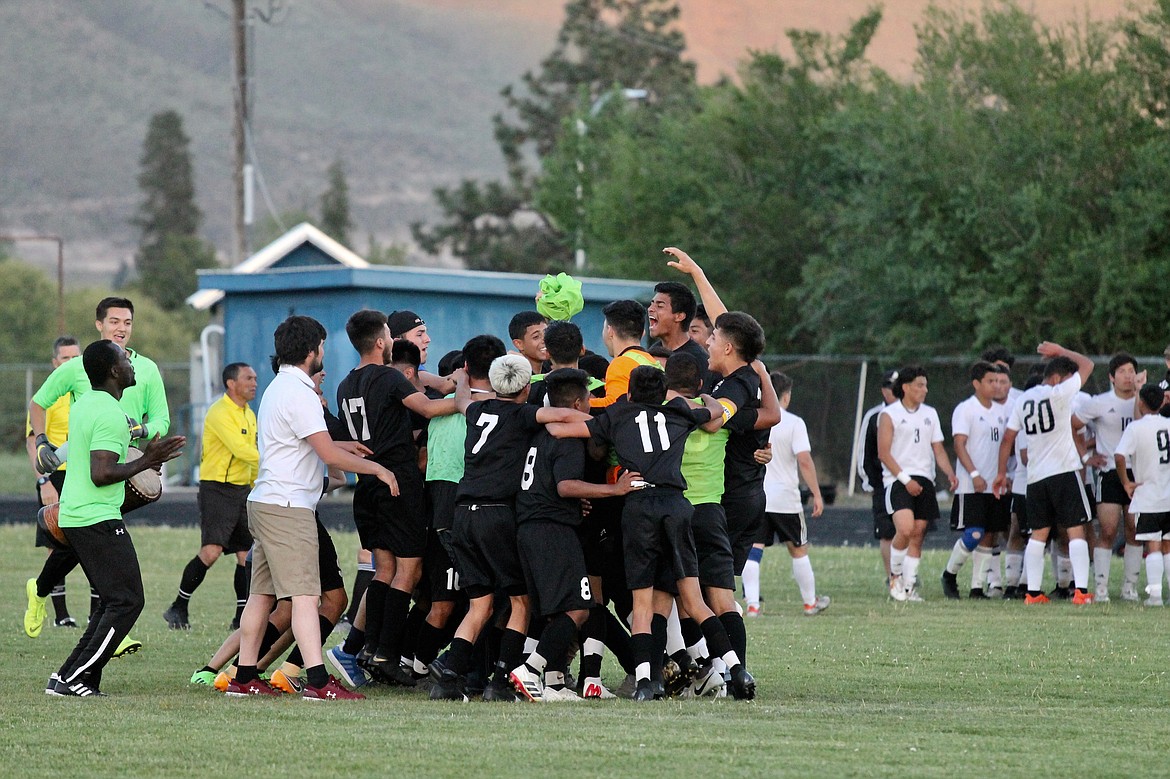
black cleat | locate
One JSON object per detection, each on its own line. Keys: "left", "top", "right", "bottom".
{"left": 632, "top": 680, "right": 656, "bottom": 702}
{"left": 941, "top": 571, "right": 961, "bottom": 600}
{"left": 370, "top": 656, "right": 416, "bottom": 688}
{"left": 728, "top": 666, "right": 756, "bottom": 701}
{"left": 163, "top": 604, "right": 190, "bottom": 630}
{"left": 968, "top": 587, "right": 990, "bottom": 600}
{"left": 482, "top": 678, "right": 519, "bottom": 702}
{"left": 429, "top": 669, "right": 468, "bottom": 702}
{"left": 664, "top": 653, "right": 698, "bottom": 698}
{"left": 1049, "top": 586, "right": 1072, "bottom": 601}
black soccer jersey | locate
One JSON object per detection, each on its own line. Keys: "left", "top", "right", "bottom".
{"left": 587, "top": 397, "right": 711, "bottom": 490}
{"left": 712, "top": 365, "right": 766, "bottom": 501}
{"left": 457, "top": 399, "right": 543, "bottom": 502}
{"left": 335, "top": 364, "right": 421, "bottom": 469}
{"left": 667, "top": 336, "right": 712, "bottom": 377}
{"left": 515, "top": 429, "right": 587, "bottom": 526}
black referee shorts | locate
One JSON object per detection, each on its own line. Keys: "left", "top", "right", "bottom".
{"left": 450, "top": 502, "right": 526, "bottom": 599}
{"left": 198, "top": 481, "right": 253, "bottom": 553}
{"left": 621, "top": 489, "right": 699, "bottom": 593}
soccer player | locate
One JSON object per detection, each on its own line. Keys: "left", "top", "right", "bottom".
{"left": 856, "top": 370, "right": 898, "bottom": 582}
{"left": 941, "top": 362, "right": 1011, "bottom": 599}
{"left": 508, "top": 310, "right": 549, "bottom": 375}
{"left": 1073, "top": 352, "right": 1142, "bottom": 602}
{"left": 591, "top": 299, "right": 661, "bottom": 408}
{"left": 1115, "top": 383, "right": 1170, "bottom": 606}
{"left": 429, "top": 355, "right": 589, "bottom": 702}
{"left": 879, "top": 366, "right": 959, "bottom": 601}
{"left": 549, "top": 366, "right": 757, "bottom": 701}
{"left": 24, "top": 335, "right": 81, "bottom": 635}
{"left": 689, "top": 305, "right": 713, "bottom": 348}
{"left": 648, "top": 280, "right": 709, "bottom": 371}
{"left": 528, "top": 321, "right": 606, "bottom": 406}
{"left": 228, "top": 315, "right": 397, "bottom": 701}
{"left": 387, "top": 309, "right": 432, "bottom": 364}
{"left": 993, "top": 342, "right": 1095, "bottom": 605}
{"left": 746, "top": 371, "right": 830, "bottom": 616}
{"left": 509, "top": 369, "right": 642, "bottom": 702}
{"left": 164, "top": 362, "right": 259, "bottom": 630}
{"left": 335, "top": 310, "right": 456, "bottom": 685}
{"left": 48, "top": 340, "right": 185, "bottom": 696}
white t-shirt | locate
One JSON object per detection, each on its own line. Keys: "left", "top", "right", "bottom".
{"left": 764, "top": 410, "right": 811, "bottom": 514}
{"left": 1073, "top": 389, "right": 1135, "bottom": 471}
{"left": 880, "top": 401, "right": 944, "bottom": 487}
{"left": 1114, "top": 415, "right": 1170, "bottom": 513}
{"left": 1007, "top": 373, "right": 1082, "bottom": 484}
{"left": 249, "top": 365, "right": 329, "bottom": 510}
{"left": 1011, "top": 428, "right": 1029, "bottom": 496}
{"left": 951, "top": 396, "right": 1009, "bottom": 493}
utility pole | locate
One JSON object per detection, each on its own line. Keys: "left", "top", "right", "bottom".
{"left": 231, "top": 0, "right": 248, "bottom": 265}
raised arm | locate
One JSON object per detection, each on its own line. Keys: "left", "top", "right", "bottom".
{"left": 663, "top": 247, "right": 726, "bottom": 320}
{"left": 1036, "top": 341, "right": 1093, "bottom": 385}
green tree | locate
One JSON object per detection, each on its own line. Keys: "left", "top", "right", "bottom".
{"left": 320, "top": 158, "right": 353, "bottom": 247}
{"left": 133, "top": 110, "right": 217, "bottom": 310}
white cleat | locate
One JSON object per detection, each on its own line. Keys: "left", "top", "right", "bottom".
{"left": 803, "top": 594, "right": 831, "bottom": 616}
{"left": 580, "top": 677, "right": 616, "bottom": 699}
{"left": 508, "top": 665, "right": 543, "bottom": 702}
{"left": 1120, "top": 585, "right": 1140, "bottom": 602}
{"left": 1094, "top": 586, "right": 1111, "bottom": 603}
{"left": 541, "top": 685, "right": 581, "bottom": 702}
{"left": 889, "top": 575, "right": 908, "bottom": 602}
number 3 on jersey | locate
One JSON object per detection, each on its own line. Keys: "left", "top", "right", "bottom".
{"left": 635, "top": 410, "right": 670, "bottom": 453}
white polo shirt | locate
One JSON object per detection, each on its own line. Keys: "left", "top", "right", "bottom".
{"left": 249, "top": 365, "right": 328, "bottom": 510}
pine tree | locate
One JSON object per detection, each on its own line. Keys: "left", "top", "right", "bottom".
{"left": 320, "top": 158, "right": 353, "bottom": 247}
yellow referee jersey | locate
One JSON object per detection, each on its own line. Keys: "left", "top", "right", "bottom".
{"left": 26, "top": 395, "right": 71, "bottom": 471}
{"left": 200, "top": 393, "right": 259, "bottom": 486}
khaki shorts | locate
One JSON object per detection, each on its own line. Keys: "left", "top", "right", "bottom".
{"left": 247, "top": 501, "right": 320, "bottom": 598}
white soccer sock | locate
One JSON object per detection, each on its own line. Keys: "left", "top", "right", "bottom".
{"left": 1093, "top": 547, "right": 1112, "bottom": 593}
{"left": 1025, "top": 539, "right": 1047, "bottom": 592}
{"left": 1146, "top": 553, "right": 1164, "bottom": 600}
{"left": 1068, "top": 538, "right": 1090, "bottom": 590}
{"left": 890, "top": 546, "right": 908, "bottom": 577}
{"left": 987, "top": 550, "right": 1002, "bottom": 589}
{"left": 583, "top": 637, "right": 605, "bottom": 659}
{"left": 945, "top": 540, "right": 972, "bottom": 575}
{"left": 742, "top": 558, "right": 761, "bottom": 608}
{"left": 687, "top": 637, "right": 708, "bottom": 662}
{"left": 526, "top": 651, "right": 548, "bottom": 674}
{"left": 1124, "top": 544, "right": 1144, "bottom": 590}
{"left": 971, "top": 547, "right": 992, "bottom": 591}
{"left": 523, "top": 636, "right": 539, "bottom": 655}
{"left": 636, "top": 662, "right": 651, "bottom": 682}
{"left": 1056, "top": 553, "right": 1072, "bottom": 588}
{"left": 903, "top": 556, "right": 920, "bottom": 592}
{"left": 711, "top": 657, "right": 727, "bottom": 675}
{"left": 1004, "top": 552, "right": 1024, "bottom": 587}
{"left": 792, "top": 556, "right": 816, "bottom": 606}
{"left": 545, "top": 670, "right": 565, "bottom": 688}
{"left": 666, "top": 605, "right": 685, "bottom": 655}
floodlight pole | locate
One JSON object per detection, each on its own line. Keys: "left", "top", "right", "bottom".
{"left": 0, "top": 233, "right": 65, "bottom": 335}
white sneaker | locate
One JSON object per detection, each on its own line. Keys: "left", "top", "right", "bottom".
{"left": 1095, "top": 585, "right": 1111, "bottom": 603}
{"left": 541, "top": 685, "right": 581, "bottom": 702}
{"left": 803, "top": 594, "right": 831, "bottom": 616}
{"left": 889, "top": 575, "right": 908, "bottom": 602}
{"left": 580, "top": 676, "right": 615, "bottom": 699}
{"left": 508, "top": 665, "right": 543, "bottom": 702}
{"left": 1121, "top": 585, "right": 1140, "bottom": 602}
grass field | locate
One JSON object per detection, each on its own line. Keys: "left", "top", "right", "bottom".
{"left": 1, "top": 524, "right": 1162, "bottom": 778}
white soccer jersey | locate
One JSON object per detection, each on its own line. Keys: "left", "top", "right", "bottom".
{"left": 1073, "top": 389, "right": 1135, "bottom": 471}
{"left": 1115, "top": 414, "right": 1170, "bottom": 513}
{"left": 951, "top": 396, "right": 1008, "bottom": 493}
{"left": 1011, "top": 428, "right": 1029, "bottom": 496}
{"left": 764, "top": 410, "right": 811, "bottom": 513}
{"left": 1007, "top": 373, "right": 1082, "bottom": 484}
{"left": 880, "top": 401, "right": 944, "bottom": 487}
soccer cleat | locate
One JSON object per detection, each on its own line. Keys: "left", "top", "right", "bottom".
{"left": 1024, "top": 593, "right": 1051, "bottom": 605}
{"left": 1144, "top": 596, "right": 1164, "bottom": 607}
{"left": 54, "top": 616, "right": 79, "bottom": 628}
{"left": 213, "top": 671, "right": 233, "bottom": 692}
{"left": 509, "top": 665, "right": 543, "bottom": 702}
{"left": 986, "top": 586, "right": 1004, "bottom": 599}
{"left": 53, "top": 678, "right": 106, "bottom": 697}
{"left": 940, "top": 571, "right": 960, "bottom": 600}
{"left": 1049, "top": 586, "right": 1072, "bottom": 601}
{"left": 325, "top": 645, "right": 369, "bottom": 689}
{"left": 728, "top": 666, "right": 756, "bottom": 700}
{"left": 163, "top": 605, "right": 190, "bottom": 630}
{"left": 906, "top": 586, "right": 925, "bottom": 603}
{"left": 968, "top": 588, "right": 990, "bottom": 600}
{"left": 632, "top": 680, "right": 656, "bottom": 702}
{"left": 541, "top": 685, "right": 581, "bottom": 702}
{"left": 24, "top": 578, "right": 47, "bottom": 638}
{"left": 803, "top": 595, "right": 831, "bottom": 616}
{"left": 270, "top": 668, "right": 305, "bottom": 695}
{"left": 690, "top": 662, "right": 725, "bottom": 697}
{"left": 1071, "top": 589, "right": 1094, "bottom": 606}
{"left": 614, "top": 673, "right": 638, "bottom": 699}
{"left": 429, "top": 669, "right": 469, "bottom": 702}
{"left": 1120, "top": 585, "right": 1140, "bottom": 603}
{"left": 45, "top": 673, "right": 59, "bottom": 695}
{"left": 225, "top": 677, "right": 281, "bottom": 697}
{"left": 745, "top": 603, "right": 761, "bottom": 617}
{"left": 1095, "top": 586, "right": 1111, "bottom": 603}
{"left": 303, "top": 676, "right": 365, "bottom": 701}
{"left": 663, "top": 653, "right": 698, "bottom": 697}
{"left": 370, "top": 655, "right": 416, "bottom": 687}
{"left": 888, "top": 575, "right": 908, "bottom": 602}
{"left": 112, "top": 636, "right": 142, "bottom": 658}
{"left": 190, "top": 670, "right": 217, "bottom": 686}
{"left": 579, "top": 676, "right": 616, "bottom": 699}
{"left": 482, "top": 678, "right": 519, "bottom": 702}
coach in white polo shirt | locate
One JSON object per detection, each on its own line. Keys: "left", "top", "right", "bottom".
{"left": 229, "top": 315, "right": 398, "bottom": 701}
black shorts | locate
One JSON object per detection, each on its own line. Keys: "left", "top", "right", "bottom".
{"left": 423, "top": 526, "right": 463, "bottom": 603}
{"left": 428, "top": 479, "right": 458, "bottom": 533}
{"left": 352, "top": 467, "right": 427, "bottom": 558}
{"left": 1097, "top": 469, "right": 1133, "bottom": 506}
{"left": 1025, "top": 472, "right": 1092, "bottom": 532}
{"left": 1135, "top": 511, "right": 1170, "bottom": 541}
{"left": 1084, "top": 481, "right": 1097, "bottom": 519}
{"left": 622, "top": 489, "right": 699, "bottom": 593}
{"left": 690, "top": 503, "right": 735, "bottom": 590}
{"left": 198, "top": 481, "right": 253, "bottom": 553}
{"left": 518, "top": 519, "right": 593, "bottom": 617}
{"left": 884, "top": 477, "right": 940, "bottom": 521}
{"left": 871, "top": 492, "right": 895, "bottom": 541}
{"left": 759, "top": 511, "right": 807, "bottom": 548}
{"left": 950, "top": 492, "right": 1012, "bottom": 534}
{"left": 450, "top": 502, "right": 525, "bottom": 599}
{"left": 315, "top": 517, "right": 345, "bottom": 594}
{"left": 722, "top": 490, "right": 766, "bottom": 575}
{"left": 575, "top": 520, "right": 607, "bottom": 578}
{"left": 34, "top": 471, "right": 67, "bottom": 548}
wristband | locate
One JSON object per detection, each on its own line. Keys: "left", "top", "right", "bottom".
{"left": 1080, "top": 452, "right": 1092, "bottom": 464}
{"left": 969, "top": 470, "right": 981, "bottom": 480}
{"left": 897, "top": 472, "right": 911, "bottom": 486}
{"left": 36, "top": 475, "right": 50, "bottom": 486}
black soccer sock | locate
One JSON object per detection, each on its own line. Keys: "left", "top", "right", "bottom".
{"left": 415, "top": 621, "right": 448, "bottom": 666}
{"left": 50, "top": 583, "right": 70, "bottom": 622}
{"left": 718, "top": 610, "right": 748, "bottom": 664}
{"left": 306, "top": 663, "right": 329, "bottom": 689}
{"left": 398, "top": 601, "right": 426, "bottom": 662}
{"left": 699, "top": 615, "right": 739, "bottom": 669}
{"left": 257, "top": 620, "right": 283, "bottom": 659}
{"left": 176, "top": 556, "right": 209, "bottom": 607}
{"left": 533, "top": 614, "right": 576, "bottom": 673}
{"left": 345, "top": 568, "right": 375, "bottom": 624}
{"left": 233, "top": 564, "right": 248, "bottom": 622}
{"left": 200, "top": 665, "right": 217, "bottom": 675}
{"left": 342, "top": 626, "right": 366, "bottom": 656}
{"left": 680, "top": 616, "right": 704, "bottom": 652}
{"left": 377, "top": 587, "right": 412, "bottom": 659}
{"left": 650, "top": 613, "right": 668, "bottom": 685}
{"left": 578, "top": 606, "right": 608, "bottom": 680}
{"left": 494, "top": 627, "right": 526, "bottom": 682}
{"left": 362, "top": 580, "right": 390, "bottom": 654}
{"left": 603, "top": 609, "right": 635, "bottom": 673}
{"left": 89, "top": 588, "right": 101, "bottom": 618}
{"left": 286, "top": 615, "right": 335, "bottom": 668}
{"left": 448, "top": 637, "right": 474, "bottom": 676}
{"left": 631, "top": 632, "right": 654, "bottom": 682}
{"left": 235, "top": 665, "right": 258, "bottom": 684}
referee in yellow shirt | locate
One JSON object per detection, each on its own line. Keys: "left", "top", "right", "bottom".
{"left": 164, "top": 363, "right": 259, "bottom": 630}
